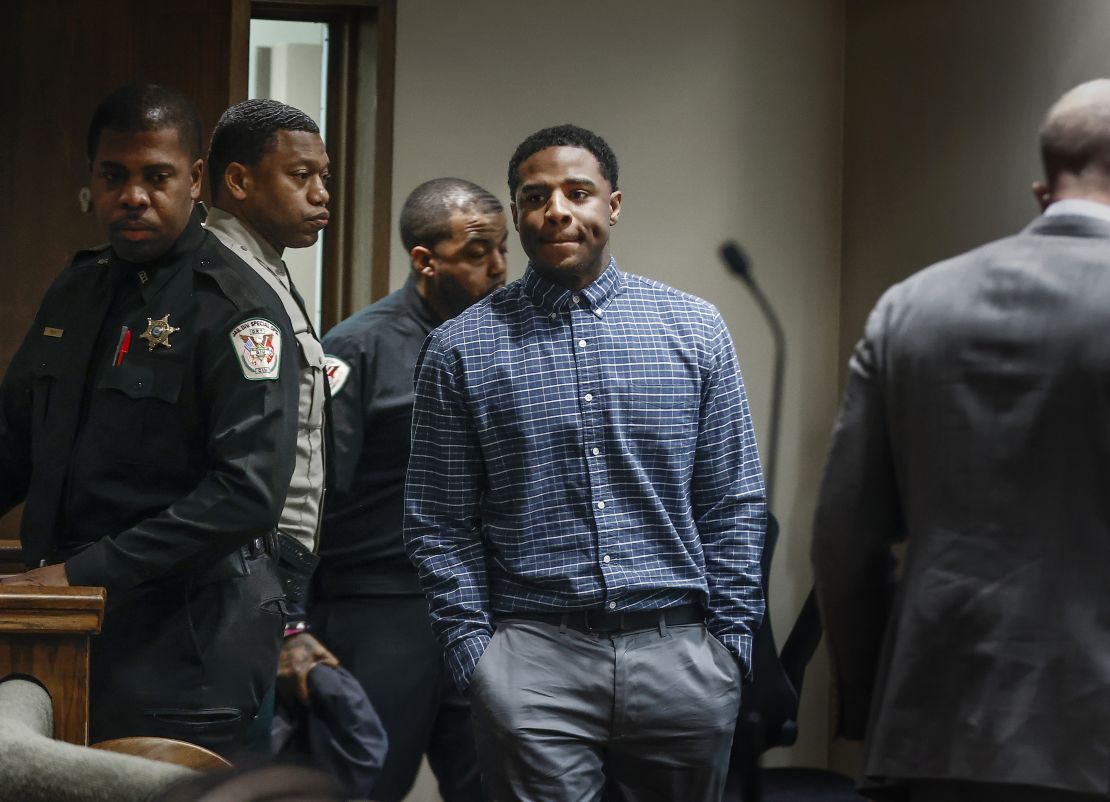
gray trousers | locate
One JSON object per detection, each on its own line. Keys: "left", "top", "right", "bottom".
{"left": 467, "top": 619, "right": 742, "bottom": 802}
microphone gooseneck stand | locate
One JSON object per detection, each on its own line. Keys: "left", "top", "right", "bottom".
{"left": 719, "top": 241, "right": 785, "bottom": 509}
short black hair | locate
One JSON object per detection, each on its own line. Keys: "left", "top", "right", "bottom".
{"left": 399, "top": 178, "right": 503, "bottom": 253}
{"left": 507, "top": 124, "right": 618, "bottom": 198}
{"left": 208, "top": 99, "right": 320, "bottom": 203}
{"left": 86, "top": 83, "right": 203, "bottom": 163}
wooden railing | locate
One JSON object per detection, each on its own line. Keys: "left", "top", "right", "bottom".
{"left": 0, "top": 538, "right": 24, "bottom": 575}
{"left": 0, "top": 584, "right": 106, "bottom": 744}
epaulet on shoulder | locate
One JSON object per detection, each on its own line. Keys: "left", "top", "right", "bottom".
{"left": 69, "top": 243, "right": 111, "bottom": 269}
{"left": 194, "top": 244, "right": 263, "bottom": 313}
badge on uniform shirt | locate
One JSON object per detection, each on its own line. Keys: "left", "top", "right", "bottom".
{"left": 323, "top": 355, "right": 351, "bottom": 395}
{"left": 231, "top": 318, "right": 282, "bottom": 380}
{"left": 140, "top": 314, "right": 179, "bottom": 351}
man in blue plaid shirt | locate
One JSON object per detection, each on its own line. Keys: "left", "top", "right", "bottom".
{"left": 404, "top": 124, "right": 766, "bottom": 801}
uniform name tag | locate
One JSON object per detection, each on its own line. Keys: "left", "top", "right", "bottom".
{"left": 43, "top": 327, "right": 64, "bottom": 338}
{"left": 231, "top": 318, "right": 282, "bottom": 381}
{"left": 323, "top": 355, "right": 351, "bottom": 395}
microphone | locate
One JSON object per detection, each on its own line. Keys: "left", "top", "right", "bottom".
{"left": 720, "top": 241, "right": 752, "bottom": 284}
{"left": 719, "top": 241, "right": 785, "bottom": 510}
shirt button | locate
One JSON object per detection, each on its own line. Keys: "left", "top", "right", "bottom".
{"left": 572, "top": 295, "right": 581, "bottom": 304}
{"left": 591, "top": 447, "right": 600, "bottom": 456}
{"left": 594, "top": 309, "right": 603, "bottom": 317}
{"left": 603, "top": 554, "right": 611, "bottom": 564}
{"left": 608, "top": 601, "right": 617, "bottom": 610}
{"left": 549, "top": 312, "right": 557, "bottom": 320}
{"left": 578, "top": 339, "right": 587, "bottom": 348}
{"left": 584, "top": 393, "right": 593, "bottom": 402}
{"left": 596, "top": 501, "right": 606, "bottom": 510}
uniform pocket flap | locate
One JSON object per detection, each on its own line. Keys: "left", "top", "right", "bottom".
{"left": 99, "top": 361, "right": 183, "bottom": 403}
{"left": 31, "top": 353, "right": 65, "bottom": 379}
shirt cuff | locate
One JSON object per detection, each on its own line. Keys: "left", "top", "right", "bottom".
{"left": 446, "top": 631, "right": 491, "bottom": 695}
{"left": 716, "top": 630, "right": 754, "bottom": 683}
{"left": 63, "top": 543, "right": 110, "bottom": 590}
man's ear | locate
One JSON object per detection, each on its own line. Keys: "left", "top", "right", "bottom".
{"left": 411, "top": 245, "right": 435, "bottom": 277}
{"left": 511, "top": 202, "right": 519, "bottom": 230}
{"left": 224, "top": 162, "right": 251, "bottom": 202}
{"left": 1032, "top": 180, "right": 1052, "bottom": 213}
{"left": 608, "top": 190, "right": 622, "bottom": 226}
{"left": 189, "top": 158, "right": 204, "bottom": 201}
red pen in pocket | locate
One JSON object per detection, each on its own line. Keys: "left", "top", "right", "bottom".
{"left": 112, "top": 326, "right": 132, "bottom": 366}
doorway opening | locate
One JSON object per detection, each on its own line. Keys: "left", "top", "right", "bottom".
{"left": 246, "top": 1, "right": 395, "bottom": 331}
{"left": 249, "top": 19, "right": 329, "bottom": 329}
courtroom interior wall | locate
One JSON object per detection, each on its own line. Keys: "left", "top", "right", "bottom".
{"left": 841, "top": 0, "right": 1110, "bottom": 370}
{"left": 390, "top": 0, "right": 847, "bottom": 772}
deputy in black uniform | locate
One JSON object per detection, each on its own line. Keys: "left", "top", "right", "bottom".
{"left": 0, "top": 84, "right": 299, "bottom": 756}
{"left": 312, "top": 178, "right": 507, "bottom": 802}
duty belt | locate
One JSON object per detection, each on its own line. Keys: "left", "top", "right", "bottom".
{"left": 241, "top": 534, "right": 272, "bottom": 559}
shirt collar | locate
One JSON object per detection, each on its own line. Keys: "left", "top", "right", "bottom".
{"left": 203, "top": 206, "right": 286, "bottom": 279}
{"left": 521, "top": 257, "right": 624, "bottom": 314}
{"left": 113, "top": 207, "right": 206, "bottom": 302}
{"left": 1043, "top": 198, "right": 1110, "bottom": 225}
{"left": 403, "top": 275, "right": 445, "bottom": 329}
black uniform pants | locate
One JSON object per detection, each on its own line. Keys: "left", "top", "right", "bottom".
{"left": 310, "top": 593, "right": 482, "bottom": 802}
{"left": 88, "top": 551, "right": 286, "bottom": 758}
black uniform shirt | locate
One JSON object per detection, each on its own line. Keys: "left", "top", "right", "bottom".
{"left": 0, "top": 213, "right": 300, "bottom": 593}
{"left": 318, "top": 278, "right": 442, "bottom": 595}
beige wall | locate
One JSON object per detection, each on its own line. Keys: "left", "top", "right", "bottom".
{"left": 390, "top": 0, "right": 847, "bottom": 774}
{"left": 390, "top": 0, "right": 1110, "bottom": 784}
{"left": 841, "top": 0, "right": 1110, "bottom": 369}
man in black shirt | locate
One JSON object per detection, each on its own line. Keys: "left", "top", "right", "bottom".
{"left": 312, "top": 178, "right": 507, "bottom": 801}
{"left": 0, "top": 84, "right": 299, "bottom": 756}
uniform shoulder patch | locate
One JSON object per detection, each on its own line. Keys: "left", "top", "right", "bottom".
{"left": 323, "top": 355, "right": 351, "bottom": 395}
{"left": 231, "top": 318, "right": 282, "bottom": 380}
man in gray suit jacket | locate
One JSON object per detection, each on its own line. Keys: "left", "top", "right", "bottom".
{"left": 812, "top": 79, "right": 1110, "bottom": 802}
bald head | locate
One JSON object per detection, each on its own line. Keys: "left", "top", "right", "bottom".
{"left": 1039, "top": 79, "right": 1110, "bottom": 196}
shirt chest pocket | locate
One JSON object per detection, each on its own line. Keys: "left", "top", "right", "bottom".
{"left": 613, "top": 377, "right": 701, "bottom": 437}
{"left": 93, "top": 361, "right": 187, "bottom": 465}
{"left": 30, "top": 355, "right": 68, "bottom": 459}
{"left": 295, "top": 332, "right": 326, "bottom": 429}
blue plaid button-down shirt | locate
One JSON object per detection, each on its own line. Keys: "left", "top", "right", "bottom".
{"left": 404, "top": 259, "right": 766, "bottom": 692}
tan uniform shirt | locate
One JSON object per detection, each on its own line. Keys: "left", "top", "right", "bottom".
{"left": 205, "top": 207, "right": 325, "bottom": 551}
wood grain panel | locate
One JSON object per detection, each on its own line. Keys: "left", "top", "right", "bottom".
{"left": 92, "top": 736, "right": 232, "bottom": 770}
{"left": 0, "top": 0, "right": 249, "bottom": 539}
{"left": 0, "top": 585, "right": 106, "bottom": 744}
{"left": 0, "top": 540, "right": 24, "bottom": 575}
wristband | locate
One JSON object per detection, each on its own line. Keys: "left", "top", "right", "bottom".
{"left": 284, "top": 621, "right": 309, "bottom": 638}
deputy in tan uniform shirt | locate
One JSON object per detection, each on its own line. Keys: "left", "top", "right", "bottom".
{"left": 205, "top": 100, "right": 330, "bottom": 557}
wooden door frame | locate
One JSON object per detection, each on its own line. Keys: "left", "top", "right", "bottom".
{"left": 241, "top": 0, "right": 396, "bottom": 329}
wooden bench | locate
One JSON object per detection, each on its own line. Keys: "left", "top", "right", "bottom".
{"left": 0, "top": 585, "right": 106, "bottom": 744}
{"left": 0, "top": 538, "right": 24, "bottom": 576}
{"left": 92, "top": 736, "right": 231, "bottom": 770}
